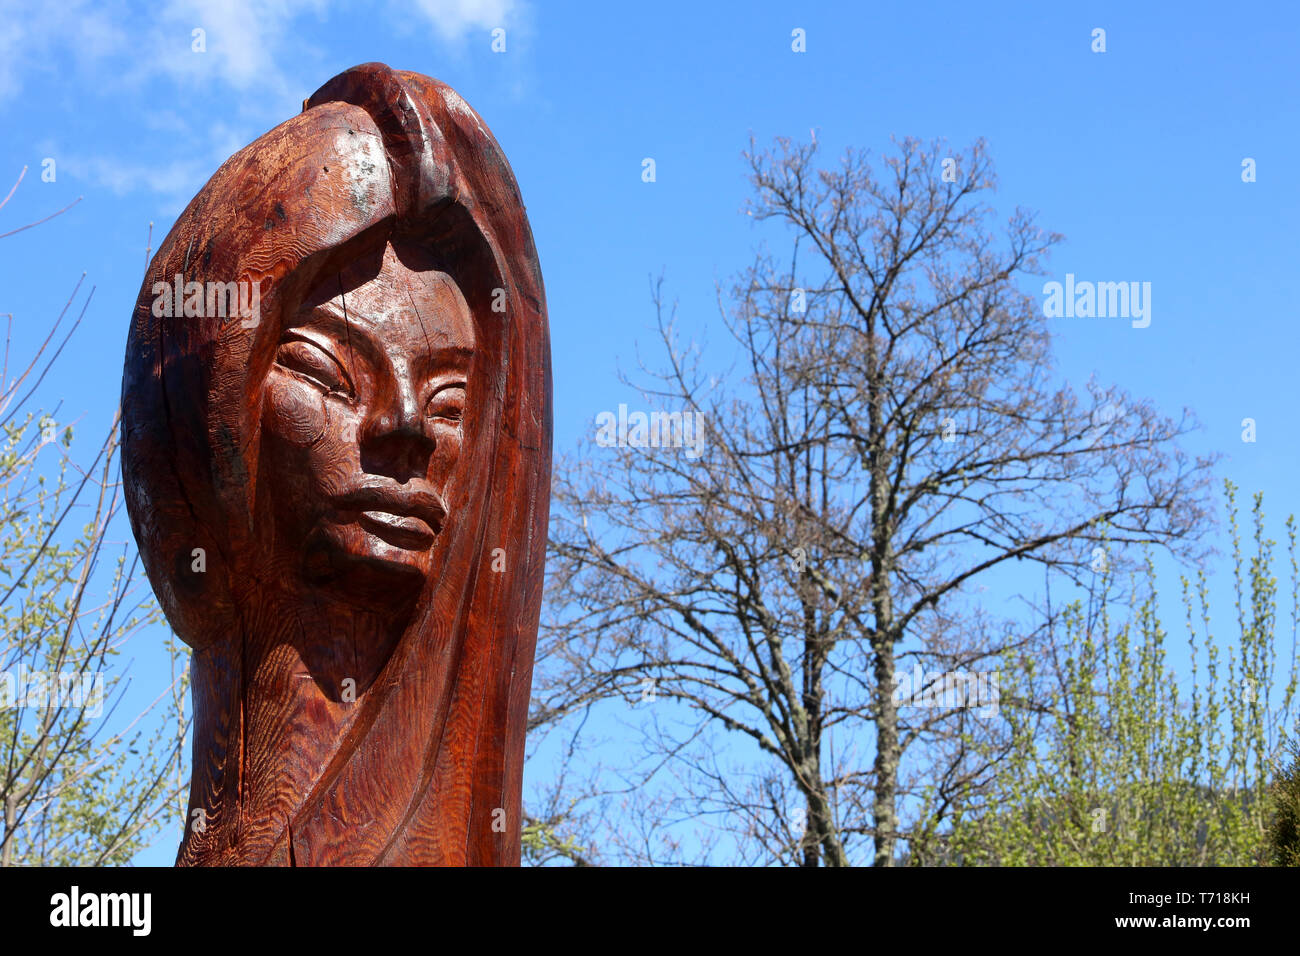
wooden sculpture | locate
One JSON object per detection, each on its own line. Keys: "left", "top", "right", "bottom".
{"left": 120, "top": 63, "right": 551, "bottom": 865}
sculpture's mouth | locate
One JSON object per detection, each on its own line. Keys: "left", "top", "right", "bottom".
{"left": 334, "top": 480, "right": 447, "bottom": 550}
{"left": 357, "top": 509, "right": 436, "bottom": 549}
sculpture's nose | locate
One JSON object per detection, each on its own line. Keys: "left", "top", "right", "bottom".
{"left": 359, "top": 367, "right": 436, "bottom": 482}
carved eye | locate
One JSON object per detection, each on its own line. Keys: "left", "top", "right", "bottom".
{"left": 426, "top": 384, "right": 466, "bottom": 423}
{"left": 275, "top": 339, "right": 353, "bottom": 398}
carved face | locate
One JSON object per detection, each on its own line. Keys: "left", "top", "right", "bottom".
{"left": 259, "top": 240, "right": 475, "bottom": 595}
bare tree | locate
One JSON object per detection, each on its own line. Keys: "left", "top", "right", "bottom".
{"left": 533, "top": 136, "right": 1216, "bottom": 866}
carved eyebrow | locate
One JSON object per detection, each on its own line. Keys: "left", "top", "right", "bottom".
{"left": 288, "top": 302, "right": 380, "bottom": 366}
{"left": 426, "top": 345, "right": 475, "bottom": 368}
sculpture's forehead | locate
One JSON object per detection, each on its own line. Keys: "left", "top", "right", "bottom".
{"left": 296, "top": 246, "right": 475, "bottom": 350}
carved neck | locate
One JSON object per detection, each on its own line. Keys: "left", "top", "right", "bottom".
{"left": 178, "top": 583, "right": 416, "bottom": 866}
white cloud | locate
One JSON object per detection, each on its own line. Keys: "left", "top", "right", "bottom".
{"left": 0, "top": 0, "right": 131, "bottom": 99}
{"left": 136, "top": 0, "right": 327, "bottom": 99}
{"left": 0, "top": 0, "right": 529, "bottom": 203}
{"left": 0, "top": 0, "right": 325, "bottom": 108}
{"left": 51, "top": 150, "right": 208, "bottom": 209}
{"left": 409, "top": 0, "right": 517, "bottom": 43}
{"left": 0, "top": 0, "right": 524, "bottom": 104}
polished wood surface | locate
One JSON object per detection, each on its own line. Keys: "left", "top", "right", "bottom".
{"left": 121, "top": 63, "right": 551, "bottom": 865}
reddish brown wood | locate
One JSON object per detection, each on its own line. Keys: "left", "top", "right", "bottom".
{"left": 121, "top": 63, "right": 551, "bottom": 866}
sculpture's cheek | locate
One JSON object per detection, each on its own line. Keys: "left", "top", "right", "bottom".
{"left": 429, "top": 427, "right": 464, "bottom": 479}
{"left": 263, "top": 376, "right": 329, "bottom": 447}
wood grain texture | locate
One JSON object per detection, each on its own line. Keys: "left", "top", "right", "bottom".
{"left": 121, "top": 63, "right": 551, "bottom": 866}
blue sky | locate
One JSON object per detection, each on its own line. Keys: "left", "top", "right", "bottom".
{"left": 2, "top": 0, "right": 1298, "bottom": 864}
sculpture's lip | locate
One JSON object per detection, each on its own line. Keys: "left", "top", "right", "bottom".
{"left": 335, "top": 481, "right": 446, "bottom": 537}
{"left": 357, "top": 509, "right": 437, "bottom": 549}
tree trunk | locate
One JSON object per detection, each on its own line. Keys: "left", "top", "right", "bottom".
{"left": 871, "top": 634, "right": 899, "bottom": 866}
